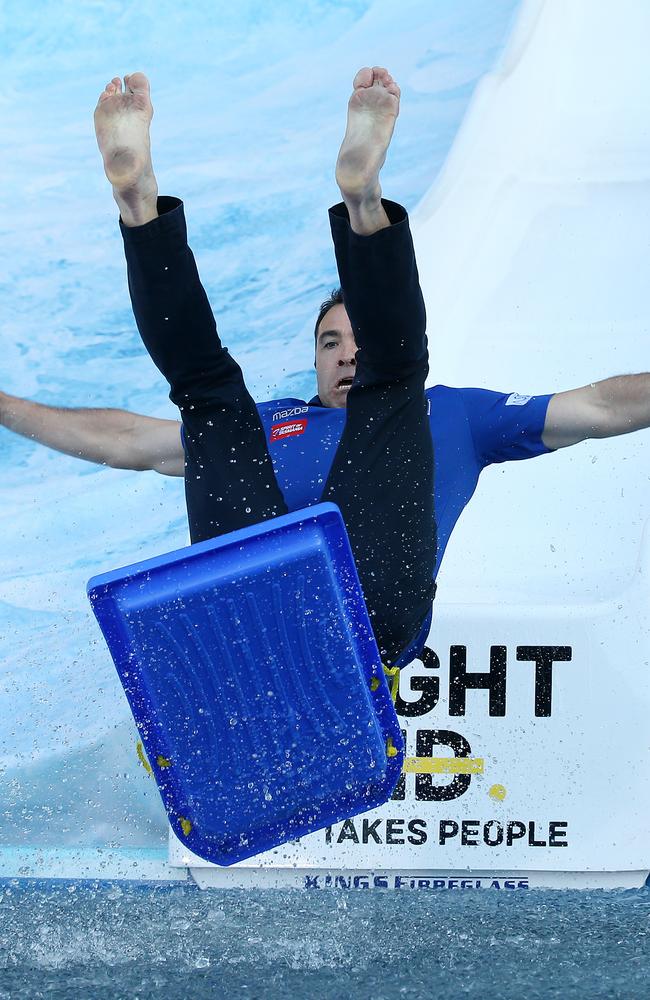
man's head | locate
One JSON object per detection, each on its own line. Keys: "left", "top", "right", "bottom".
{"left": 314, "top": 288, "right": 358, "bottom": 408}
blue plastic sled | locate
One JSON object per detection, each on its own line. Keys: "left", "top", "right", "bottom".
{"left": 87, "top": 503, "right": 404, "bottom": 866}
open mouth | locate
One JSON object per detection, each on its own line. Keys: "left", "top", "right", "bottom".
{"left": 337, "top": 376, "right": 354, "bottom": 388}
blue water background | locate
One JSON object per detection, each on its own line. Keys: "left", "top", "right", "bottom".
{"left": 0, "top": 0, "right": 520, "bottom": 848}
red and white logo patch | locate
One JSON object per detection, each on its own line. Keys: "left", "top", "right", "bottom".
{"left": 270, "top": 419, "right": 307, "bottom": 442}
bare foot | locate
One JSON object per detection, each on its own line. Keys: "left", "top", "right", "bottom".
{"left": 94, "top": 73, "right": 158, "bottom": 227}
{"left": 335, "top": 66, "right": 400, "bottom": 233}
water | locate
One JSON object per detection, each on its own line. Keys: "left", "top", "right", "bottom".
{"left": 0, "top": 881, "right": 648, "bottom": 999}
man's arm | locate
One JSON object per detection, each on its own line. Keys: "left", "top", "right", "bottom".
{"left": 0, "top": 390, "right": 184, "bottom": 476}
{"left": 542, "top": 373, "right": 650, "bottom": 450}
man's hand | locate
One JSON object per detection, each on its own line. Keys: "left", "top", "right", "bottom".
{"left": 542, "top": 373, "right": 650, "bottom": 449}
{"left": 0, "top": 391, "right": 184, "bottom": 476}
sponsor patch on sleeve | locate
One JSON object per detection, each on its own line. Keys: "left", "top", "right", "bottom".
{"left": 270, "top": 419, "right": 307, "bottom": 442}
{"left": 505, "top": 392, "right": 532, "bottom": 406}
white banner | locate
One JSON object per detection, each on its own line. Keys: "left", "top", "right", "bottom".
{"left": 171, "top": 534, "right": 650, "bottom": 888}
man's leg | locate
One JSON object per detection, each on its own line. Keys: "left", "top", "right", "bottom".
{"left": 94, "top": 74, "right": 287, "bottom": 542}
{"left": 322, "top": 68, "right": 436, "bottom": 665}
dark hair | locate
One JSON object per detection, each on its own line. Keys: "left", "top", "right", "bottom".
{"left": 313, "top": 287, "right": 344, "bottom": 343}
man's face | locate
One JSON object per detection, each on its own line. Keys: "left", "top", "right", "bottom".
{"left": 315, "top": 303, "right": 358, "bottom": 408}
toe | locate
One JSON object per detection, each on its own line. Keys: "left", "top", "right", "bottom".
{"left": 352, "top": 67, "right": 373, "bottom": 89}
{"left": 371, "top": 66, "right": 393, "bottom": 86}
{"left": 125, "top": 71, "right": 150, "bottom": 94}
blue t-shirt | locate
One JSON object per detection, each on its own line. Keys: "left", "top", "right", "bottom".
{"left": 181, "top": 385, "right": 554, "bottom": 578}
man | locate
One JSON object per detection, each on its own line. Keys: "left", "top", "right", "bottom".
{"left": 90, "top": 67, "right": 437, "bottom": 668}
{"left": 3, "top": 73, "right": 649, "bottom": 650}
